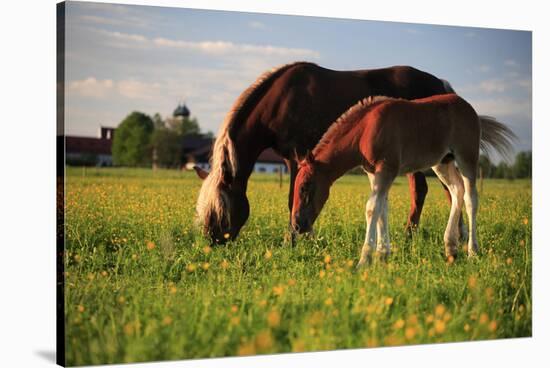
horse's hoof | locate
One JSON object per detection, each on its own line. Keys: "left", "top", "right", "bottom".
{"left": 356, "top": 256, "right": 372, "bottom": 270}
{"left": 468, "top": 249, "right": 479, "bottom": 258}
{"left": 375, "top": 250, "right": 391, "bottom": 262}
{"left": 444, "top": 243, "right": 458, "bottom": 260}
{"left": 283, "top": 231, "right": 296, "bottom": 247}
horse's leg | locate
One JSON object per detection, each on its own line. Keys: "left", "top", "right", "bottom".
{"left": 454, "top": 158, "right": 479, "bottom": 256}
{"left": 376, "top": 195, "right": 391, "bottom": 259}
{"left": 406, "top": 172, "right": 427, "bottom": 235}
{"left": 358, "top": 169, "right": 395, "bottom": 267}
{"left": 432, "top": 163, "right": 464, "bottom": 260}
{"left": 285, "top": 158, "right": 298, "bottom": 246}
{"left": 441, "top": 180, "right": 468, "bottom": 241}
{"left": 362, "top": 172, "right": 376, "bottom": 256}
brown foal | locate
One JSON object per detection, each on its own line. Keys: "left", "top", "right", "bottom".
{"left": 291, "top": 94, "right": 516, "bottom": 266}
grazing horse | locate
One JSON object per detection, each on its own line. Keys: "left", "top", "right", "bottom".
{"left": 194, "top": 62, "right": 459, "bottom": 244}
{"left": 291, "top": 94, "right": 516, "bottom": 266}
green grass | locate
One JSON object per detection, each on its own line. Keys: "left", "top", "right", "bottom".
{"left": 64, "top": 167, "right": 532, "bottom": 366}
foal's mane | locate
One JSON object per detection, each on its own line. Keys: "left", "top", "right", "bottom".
{"left": 312, "top": 96, "right": 393, "bottom": 156}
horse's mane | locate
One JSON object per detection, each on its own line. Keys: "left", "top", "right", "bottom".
{"left": 212, "top": 61, "right": 313, "bottom": 179}
{"left": 197, "top": 61, "right": 315, "bottom": 229}
{"left": 312, "top": 95, "right": 393, "bottom": 156}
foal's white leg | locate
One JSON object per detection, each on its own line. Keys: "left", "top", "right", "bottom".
{"left": 363, "top": 172, "right": 376, "bottom": 250}
{"left": 376, "top": 196, "right": 391, "bottom": 257}
{"left": 358, "top": 170, "right": 394, "bottom": 266}
{"left": 432, "top": 163, "right": 464, "bottom": 259}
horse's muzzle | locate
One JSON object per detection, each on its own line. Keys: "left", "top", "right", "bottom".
{"left": 291, "top": 215, "right": 312, "bottom": 234}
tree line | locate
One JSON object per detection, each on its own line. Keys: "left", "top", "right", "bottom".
{"left": 112, "top": 111, "right": 212, "bottom": 168}
{"left": 477, "top": 151, "right": 531, "bottom": 179}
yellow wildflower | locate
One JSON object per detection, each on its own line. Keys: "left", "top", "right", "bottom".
{"left": 393, "top": 319, "right": 405, "bottom": 329}
{"left": 468, "top": 276, "right": 477, "bottom": 289}
{"left": 267, "top": 310, "right": 281, "bottom": 328}
{"left": 272, "top": 285, "right": 284, "bottom": 296}
{"left": 220, "top": 259, "right": 229, "bottom": 270}
{"left": 435, "top": 304, "right": 446, "bottom": 317}
{"left": 434, "top": 320, "right": 446, "bottom": 334}
{"left": 405, "top": 326, "right": 417, "bottom": 340}
{"left": 479, "top": 313, "right": 489, "bottom": 325}
{"left": 255, "top": 330, "right": 273, "bottom": 351}
{"left": 162, "top": 316, "right": 173, "bottom": 326}
{"left": 237, "top": 341, "right": 256, "bottom": 356}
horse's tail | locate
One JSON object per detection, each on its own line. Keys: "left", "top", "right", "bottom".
{"left": 478, "top": 115, "right": 517, "bottom": 162}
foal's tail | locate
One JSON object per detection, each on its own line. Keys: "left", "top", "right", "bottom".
{"left": 478, "top": 115, "right": 518, "bottom": 162}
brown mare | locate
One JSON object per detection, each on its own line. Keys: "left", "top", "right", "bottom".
{"left": 291, "top": 94, "right": 516, "bottom": 266}
{"left": 194, "top": 62, "right": 459, "bottom": 244}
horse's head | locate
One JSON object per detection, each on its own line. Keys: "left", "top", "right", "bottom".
{"left": 291, "top": 152, "right": 330, "bottom": 234}
{"left": 195, "top": 166, "right": 249, "bottom": 245}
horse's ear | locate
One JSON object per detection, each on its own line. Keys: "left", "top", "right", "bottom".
{"left": 193, "top": 166, "right": 209, "bottom": 180}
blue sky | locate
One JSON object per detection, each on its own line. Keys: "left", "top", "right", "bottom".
{"left": 65, "top": 1, "right": 532, "bottom": 159}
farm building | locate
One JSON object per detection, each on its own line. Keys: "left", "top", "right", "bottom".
{"left": 187, "top": 145, "right": 287, "bottom": 174}
{"left": 65, "top": 127, "right": 116, "bottom": 166}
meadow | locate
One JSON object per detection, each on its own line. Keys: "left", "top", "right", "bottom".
{"left": 63, "top": 167, "right": 531, "bottom": 366}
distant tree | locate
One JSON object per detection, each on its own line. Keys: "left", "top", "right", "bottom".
{"left": 152, "top": 112, "right": 165, "bottom": 130}
{"left": 513, "top": 151, "right": 532, "bottom": 178}
{"left": 166, "top": 116, "right": 200, "bottom": 136}
{"left": 151, "top": 128, "right": 182, "bottom": 168}
{"left": 478, "top": 154, "right": 492, "bottom": 178}
{"left": 493, "top": 162, "right": 508, "bottom": 179}
{"left": 112, "top": 111, "right": 154, "bottom": 166}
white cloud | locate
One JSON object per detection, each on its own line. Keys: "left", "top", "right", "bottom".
{"left": 475, "top": 65, "right": 492, "bottom": 73}
{"left": 109, "top": 30, "right": 148, "bottom": 43}
{"left": 504, "top": 59, "right": 519, "bottom": 68}
{"left": 75, "top": 3, "right": 153, "bottom": 28}
{"left": 68, "top": 77, "right": 114, "bottom": 98}
{"left": 460, "top": 75, "right": 532, "bottom": 95}
{"left": 470, "top": 97, "right": 531, "bottom": 120}
{"left": 478, "top": 79, "right": 508, "bottom": 93}
{"left": 90, "top": 28, "right": 320, "bottom": 58}
{"left": 248, "top": 21, "right": 266, "bottom": 30}
{"left": 68, "top": 77, "right": 161, "bottom": 100}
{"left": 117, "top": 80, "right": 161, "bottom": 99}
{"left": 153, "top": 36, "right": 320, "bottom": 58}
